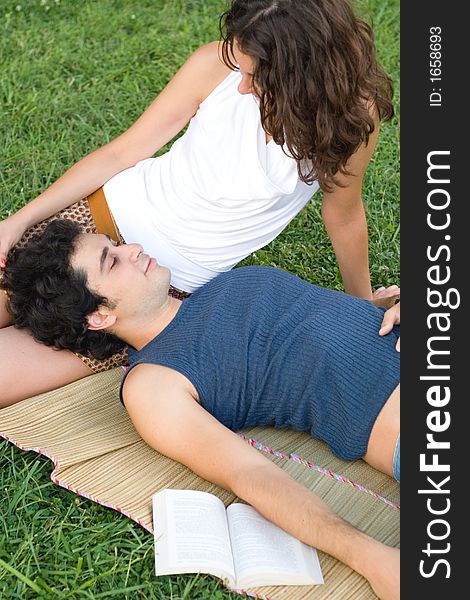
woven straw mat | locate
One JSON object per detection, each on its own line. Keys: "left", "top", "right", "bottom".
{"left": 0, "top": 368, "right": 399, "bottom": 600}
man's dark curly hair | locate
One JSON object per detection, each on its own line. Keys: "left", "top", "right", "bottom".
{"left": 0, "top": 219, "right": 125, "bottom": 359}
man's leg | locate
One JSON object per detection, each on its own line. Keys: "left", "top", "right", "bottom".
{"left": 363, "top": 384, "right": 400, "bottom": 478}
{"left": 0, "top": 326, "right": 93, "bottom": 408}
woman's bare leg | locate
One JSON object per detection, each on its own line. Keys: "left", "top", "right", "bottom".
{"left": 0, "top": 325, "right": 93, "bottom": 408}
{"left": 363, "top": 384, "right": 400, "bottom": 477}
{"left": 0, "top": 291, "right": 13, "bottom": 328}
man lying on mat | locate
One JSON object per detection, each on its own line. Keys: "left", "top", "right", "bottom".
{"left": 2, "top": 220, "right": 400, "bottom": 600}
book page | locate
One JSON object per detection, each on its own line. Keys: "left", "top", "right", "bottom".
{"left": 153, "top": 489, "right": 235, "bottom": 584}
{"left": 227, "top": 503, "right": 323, "bottom": 588}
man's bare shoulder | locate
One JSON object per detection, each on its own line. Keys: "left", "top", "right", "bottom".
{"left": 121, "top": 363, "right": 270, "bottom": 494}
{"left": 122, "top": 363, "right": 199, "bottom": 405}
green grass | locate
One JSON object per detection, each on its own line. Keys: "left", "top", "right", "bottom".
{"left": 0, "top": 0, "right": 399, "bottom": 597}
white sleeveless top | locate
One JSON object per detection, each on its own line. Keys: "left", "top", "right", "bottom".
{"left": 104, "top": 70, "right": 319, "bottom": 292}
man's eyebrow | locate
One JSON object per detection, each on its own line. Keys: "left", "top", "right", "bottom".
{"left": 100, "top": 246, "right": 110, "bottom": 272}
{"left": 99, "top": 235, "right": 119, "bottom": 272}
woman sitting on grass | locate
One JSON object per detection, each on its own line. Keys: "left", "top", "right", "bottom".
{"left": 0, "top": 0, "right": 398, "bottom": 407}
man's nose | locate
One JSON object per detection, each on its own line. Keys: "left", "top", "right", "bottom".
{"left": 124, "top": 243, "right": 144, "bottom": 262}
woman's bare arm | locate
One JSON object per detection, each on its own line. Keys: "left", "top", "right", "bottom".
{"left": 321, "top": 115, "right": 381, "bottom": 300}
{"left": 0, "top": 42, "right": 229, "bottom": 263}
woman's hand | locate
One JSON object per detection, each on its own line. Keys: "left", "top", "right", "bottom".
{"left": 379, "top": 301, "right": 400, "bottom": 352}
{"left": 0, "top": 216, "right": 26, "bottom": 268}
{"left": 372, "top": 285, "right": 400, "bottom": 309}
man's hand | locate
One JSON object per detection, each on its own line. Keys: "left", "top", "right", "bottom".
{"left": 379, "top": 301, "right": 400, "bottom": 352}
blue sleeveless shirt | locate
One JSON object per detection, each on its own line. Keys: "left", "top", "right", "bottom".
{"left": 121, "top": 267, "right": 400, "bottom": 461}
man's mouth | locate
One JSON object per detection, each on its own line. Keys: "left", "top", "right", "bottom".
{"left": 145, "top": 256, "right": 157, "bottom": 274}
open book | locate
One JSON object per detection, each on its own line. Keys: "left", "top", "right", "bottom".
{"left": 152, "top": 489, "right": 324, "bottom": 590}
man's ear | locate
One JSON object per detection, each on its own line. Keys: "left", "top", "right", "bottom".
{"left": 86, "top": 309, "right": 117, "bottom": 331}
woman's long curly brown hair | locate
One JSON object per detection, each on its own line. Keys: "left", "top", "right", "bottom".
{"left": 220, "top": 0, "right": 394, "bottom": 190}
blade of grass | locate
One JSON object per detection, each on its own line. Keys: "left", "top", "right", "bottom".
{"left": 0, "top": 557, "right": 44, "bottom": 595}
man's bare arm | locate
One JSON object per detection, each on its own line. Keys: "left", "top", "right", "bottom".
{"left": 123, "top": 363, "right": 399, "bottom": 600}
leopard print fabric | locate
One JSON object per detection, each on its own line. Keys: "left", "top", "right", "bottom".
{"left": 14, "top": 198, "right": 100, "bottom": 245}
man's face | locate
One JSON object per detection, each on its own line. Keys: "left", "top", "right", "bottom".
{"left": 71, "top": 233, "right": 171, "bottom": 322}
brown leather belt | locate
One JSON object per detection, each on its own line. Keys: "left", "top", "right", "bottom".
{"left": 86, "top": 187, "right": 120, "bottom": 243}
